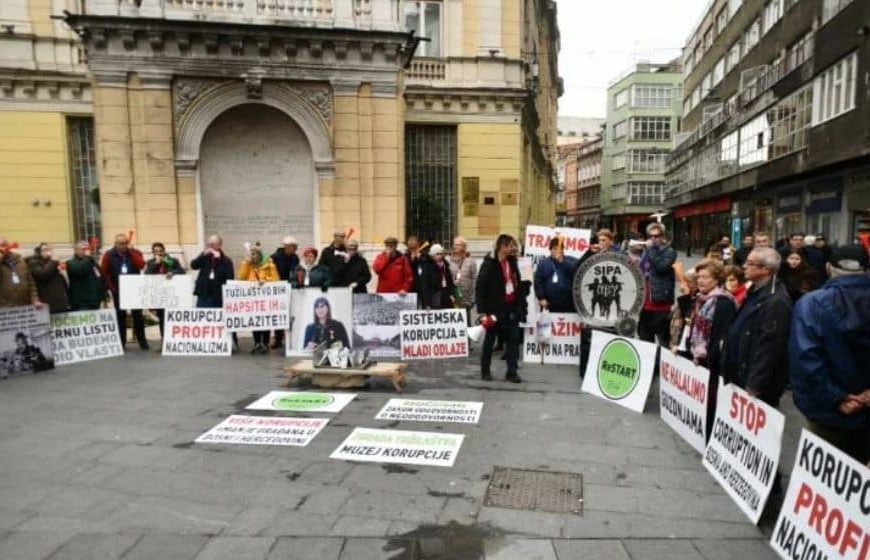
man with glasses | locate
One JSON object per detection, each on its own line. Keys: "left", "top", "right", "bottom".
{"left": 100, "top": 233, "right": 148, "bottom": 350}
{"left": 638, "top": 223, "right": 676, "bottom": 345}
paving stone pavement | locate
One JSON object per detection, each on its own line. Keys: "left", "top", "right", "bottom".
{"left": 0, "top": 341, "right": 802, "bottom": 559}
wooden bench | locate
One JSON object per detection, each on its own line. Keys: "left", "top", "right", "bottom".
{"left": 284, "top": 360, "right": 408, "bottom": 392}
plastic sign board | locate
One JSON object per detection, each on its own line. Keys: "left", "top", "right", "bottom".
{"left": 572, "top": 251, "right": 644, "bottom": 333}
{"left": 375, "top": 399, "right": 483, "bottom": 424}
{"left": 246, "top": 391, "right": 356, "bottom": 414}
{"left": 196, "top": 415, "right": 328, "bottom": 447}
{"left": 399, "top": 309, "right": 468, "bottom": 360}
{"left": 523, "top": 312, "right": 582, "bottom": 365}
{"left": 119, "top": 275, "right": 193, "bottom": 310}
{"left": 50, "top": 309, "right": 123, "bottom": 366}
{"left": 223, "top": 281, "right": 291, "bottom": 332}
{"left": 581, "top": 331, "right": 657, "bottom": 413}
{"left": 659, "top": 349, "right": 711, "bottom": 454}
{"left": 330, "top": 428, "right": 465, "bottom": 468}
{"left": 162, "top": 308, "right": 231, "bottom": 356}
{"left": 524, "top": 225, "right": 592, "bottom": 262}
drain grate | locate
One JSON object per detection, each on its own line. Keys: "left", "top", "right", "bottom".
{"left": 483, "top": 466, "right": 584, "bottom": 516}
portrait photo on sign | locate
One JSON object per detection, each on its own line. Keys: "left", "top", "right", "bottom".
{"left": 286, "top": 287, "right": 353, "bottom": 357}
{"left": 352, "top": 293, "right": 417, "bottom": 358}
{"left": 0, "top": 307, "right": 54, "bottom": 377}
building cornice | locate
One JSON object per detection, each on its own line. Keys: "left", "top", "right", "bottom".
{"left": 0, "top": 71, "right": 92, "bottom": 112}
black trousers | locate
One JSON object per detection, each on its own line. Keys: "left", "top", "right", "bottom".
{"left": 154, "top": 309, "right": 165, "bottom": 338}
{"left": 253, "top": 331, "right": 269, "bottom": 345}
{"left": 114, "top": 303, "right": 146, "bottom": 347}
{"left": 638, "top": 310, "right": 671, "bottom": 347}
{"left": 481, "top": 312, "right": 520, "bottom": 377}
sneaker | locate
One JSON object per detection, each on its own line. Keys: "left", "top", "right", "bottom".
{"left": 505, "top": 374, "right": 522, "bottom": 384}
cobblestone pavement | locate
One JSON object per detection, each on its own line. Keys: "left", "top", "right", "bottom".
{"left": 0, "top": 342, "right": 801, "bottom": 559}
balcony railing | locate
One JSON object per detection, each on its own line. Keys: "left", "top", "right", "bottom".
{"left": 407, "top": 58, "right": 446, "bottom": 81}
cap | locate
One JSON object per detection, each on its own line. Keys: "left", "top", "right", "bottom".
{"left": 303, "top": 247, "right": 318, "bottom": 258}
{"left": 828, "top": 245, "right": 869, "bottom": 271}
{"left": 430, "top": 243, "right": 445, "bottom": 255}
{"left": 282, "top": 236, "right": 298, "bottom": 246}
{"left": 384, "top": 236, "right": 399, "bottom": 245}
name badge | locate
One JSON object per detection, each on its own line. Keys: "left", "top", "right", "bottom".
{"left": 456, "top": 272, "right": 461, "bottom": 282}
{"left": 417, "top": 266, "right": 422, "bottom": 276}
{"left": 11, "top": 272, "right": 20, "bottom": 285}
{"left": 209, "top": 270, "right": 215, "bottom": 280}
{"left": 121, "top": 264, "right": 128, "bottom": 274}
{"left": 304, "top": 277, "right": 310, "bottom": 286}
{"left": 505, "top": 280, "right": 514, "bottom": 295}
{"left": 552, "top": 271, "right": 559, "bottom": 284}
{"left": 93, "top": 267, "right": 101, "bottom": 278}
{"left": 441, "top": 278, "right": 447, "bottom": 288}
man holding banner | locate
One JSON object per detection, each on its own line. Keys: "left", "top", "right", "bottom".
{"left": 534, "top": 237, "right": 579, "bottom": 313}
{"left": 100, "top": 233, "right": 148, "bottom": 350}
{"left": 145, "top": 242, "right": 185, "bottom": 339}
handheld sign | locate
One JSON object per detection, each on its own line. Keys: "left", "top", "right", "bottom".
{"left": 223, "top": 281, "right": 291, "bottom": 332}
{"left": 50, "top": 309, "right": 123, "bottom": 366}
{"left": 523, "top": 312, "right": 582, "bottom": 365}
{"left": 524, "top": 225, "right": 592, "bottom": 263}
{"left": 572, "top": 251, "right": 644, "bottom": 336}
{"left": 399, "top": 309, "right": 468, "bottom": 360}
{"left": 580, "top": 331, "right": 657, "bottom": 413}
{"left": 162, "top": 308, "right": 231, "bottom": 356}
{"left": 658, "top": 349, "right": 711, "bottom": 454}
{"left": 119, "top": 275, "right": 193, "bottom": 310}
{"left": 703, "top": 382, "right": 785, "bottom": 524}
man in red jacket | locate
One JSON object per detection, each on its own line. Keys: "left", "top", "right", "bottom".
{"left": 373, "top": 237, "right": 413, "bottom": 294}
{"left": 100, "top": 233, "right": 148, "bottom": 350}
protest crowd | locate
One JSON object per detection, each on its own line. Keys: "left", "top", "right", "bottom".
{"left": 1, "top": 224, "right": 869, "bottom": 471}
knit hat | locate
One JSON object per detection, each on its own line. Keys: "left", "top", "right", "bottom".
{"left": 828, "top": 245, "right": 869, "bottom": 272}
{"left": 282, "top": 236, "right": 298, "bottom": 246}
{"left": 430, "top": 243, "right": 445, "bottom": 255}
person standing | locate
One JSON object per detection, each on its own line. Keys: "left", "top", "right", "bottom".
{"left": 100, "top": 233, "right": 148, "bottom": 350}
{"left": 733, "top": 234, "right": 754, "bottom": 267}
{"left": 475, "top": 234, "right": 524, "bottom": 383}
{"left": 191, "top": 235, "right": 234, "bottom": 308}
{"left": 753, "top": 232, "right": 771, "bottom": 249}
{"left": 406, "top": 235, "right": 433, "bottom": 306}
{"left": 448, "top": 236, "right": 477, "bottom": 322}
{"left": 66, "top": 241, "right": 107, "bottom": 311}
{"left": 669, "top": 268, "right": 698, "bottom": 359}
{"left": 717, "top": 235, "right": 736, "bottom": 264}
{"left": 789, "top": 245, "right": 870, "bottom": 465}
{"left": 238, "top": 243, "right": 279, "bottom": 354}
{"left": 0, "top": 237, "right": 42, "bottom": 309}
{"left": 803, "top": 234, "right": 830, "bottom": 287}
{"left": 534, "top": 237, "right": 579, "bottom": 313}
{"left": 293, "top": 248, "right": 331, "bottom": 290}
{"left": 424, "top": 244, "right": 455, "bottom": 310}
{"left": 144, "top": 242, "right": 185, "bottom": 338}
{"left": 27, "top": 243, "right": 70, "bottom": 314}
{"left": 373, "top": 237, "right": 413, "bottom": 294}
{"left": 778, "top": 232, "right": 806, "bottom": 261}
{"left": 780, "top": 250, "right": 818, "bottom": 302}
{"left": 270, "top": 236, "right": 300, "bottom": 349}
{"left": 319, "top": 229, "right": 348, "bottom": 287}
{"left": 688, "top": 260, "right": 737, "bottom": 372}
{"left": 345, "top": 239, "right": 372, "bottom": 294}
{"left": 723, "top": 265, "right": 748, "bottom": 308}
{"left": 638, "top": 223, "right": 677, "bottom": 346}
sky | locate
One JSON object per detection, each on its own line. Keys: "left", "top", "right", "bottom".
{"left": 556, "top": 0, "right": 709, "bottom": 118}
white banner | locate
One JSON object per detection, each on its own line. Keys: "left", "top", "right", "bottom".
{"left": 223, "top": 281, "right": 291, "bottom": 332}
{"left": 523, "top": 312, "right": 582, "bottom": 365}
{"left": 50, "top": 309, "right": 123, "bottom": 366}
{"left": 352, "top": 293, "right": 417, "bottom": 358}
{"left": 375, "top": 399, "right": 483, "bottom": 424}
{"left": 286, "top": 288, "right": 353, "bottom": 357}
{"left": 246, "top": 391, "right": 356, "bottom": 414}
{"left": 196, "top": 415, "right": 329, "bottom": 447}
{"left": 0, "top": 305, "right": 54, "bottom": 377}
{"left": 580, "top": 331, "right": 657, "bottom": 413}
{"left": 399, "top": 309, "right": 468, "bottom": 360}
{"left": 330, "top": 428, "right": 465, "bottom": 468}
{"left": 771, "top": 429, "right": 870, "bottom": 560}
{"left": 703, "top": 382, "right": 785, "bottom": 524}
{"left": 524, "top": 225, "right": 592, "bottom": 262}
{"left": 162, "top": 308, "right": 231, "bottom": 356}
{"left": 119, "top": 275, "right": 193, "bottom": 310}
{"left": 658, "top": 349, "right": 711, "bottom": 454}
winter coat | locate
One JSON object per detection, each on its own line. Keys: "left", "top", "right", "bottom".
{"left": 0, "top": 252, "right": 37, "bottom": 308}
{"left": 100, "top": 247, "right": 146, "bottom": 295}
{"left": 238, "top": 257, "right": 279, "bottom": 283}
{"left": 291, "top": 264, "right": 331, "bottom": 290}
{"left": 271, "top": 248, "right": 300, "bottom": 282}
{"left": 66, "top": 255, "right": 107, "bottom": 310}
{"left": 720, "top": 279, "right": 792, "bottom": 407}
{"left": 640, "top": 244, "right": 677, "bottom": 305}
{"left": 373, "top": 251, "right": 414, "bottom": 293}
{"left": 26, "top": 256, "right": 70, "bottom": 313}
{"left": 421, "top": 260, "right": 456, "bottom": 310}
{"left": 780, "top": 263, "right": 818, "bottom": 303}
{"left": 533, "top": 256, "right": 579, "bottom": 313}
{"left": 789, "top": 274, "right": 870, "bottom": 431}
{"left": 688, "top": 292, "right": 737, "bottom": 377}
{"left": 803, "top": 246, "right": 829, "bottom": 287}
{"left": 345, "top": 254, "right": 372, "bottom": 294}
{"left": 475, "top": 254, "right": 526, "bottom": 321}
{"left": 407, "top": 252, "right": 434, "bottom": 298}
{"left": 319, "top": 244, "right": 348, "bottom": 287}
{"left": 447, "top": 254, "right": 477, "bottom": 308}
{"left": 733, "top": 245, "right": 752, "bottom": 267}
{"left": 190, "top": 251, "right": 235, "bottom": 305}
{"left": 145, "top": 256, "right": 185, "bottom": 276}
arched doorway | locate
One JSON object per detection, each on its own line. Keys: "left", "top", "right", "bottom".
{"left": 199, "top": 103, "right": 315, "bottom": 263}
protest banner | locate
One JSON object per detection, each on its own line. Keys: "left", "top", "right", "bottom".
{"left": 703, "top": 382, "right": 785, "bottom": 524}
{"left": 770, "top": 429, "right": 870, "bottom": 560}
{"left": 223, "top": 281, "right": 291, "bottom": 332}
{"left": 162, "top": 308, "right": 231, "bottom": 356}
{"left": 399, "top": 308, "right": 468, "bottom": 360}
{"left": 0, "top": 305, "right": 54, "bottom": 377}
{"left": 658, "top": 349, "right": 711, "bottom": 454}
{"left": 523, "top": 312, "right": 582, "bottom": 365}
{"left": 287, "top": 288, "right": 353, "bottom": 357}
{"left": 330, "top": 428, "right": 465, "bottom": 468}
{"left": 246, "top": 391, "right": 356, "bottom": 413}
{"left": 572, "top": 251, "right": 644, "bottom": 335}
{"left": 352, "top": 293, "right": 417, "bottom": 358}
{"left": 375, "top": 399, "right": 483, "bottom": 424}
{"left": 50, "top": 309, "right": 123, "bottom": 366}
{"left": 524, "top": 225, "right": 592, "bottom": 262}
{"left": 196, "top": 415, "right": 329, "bottom": 447}
{"left": 119, "top": 275, "right": 193, "bottom": 310}
{"left": 580, "top": 330, "right": 657, "bottom": 413}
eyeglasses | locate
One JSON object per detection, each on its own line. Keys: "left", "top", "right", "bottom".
{"left": 744, "top": 261, "right": 765, "bottom": 268}
{"left": 649, "top": 234, "right": 662, "bottom": 239}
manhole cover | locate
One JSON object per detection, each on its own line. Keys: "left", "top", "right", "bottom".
{"left": 483, "top": 466, "right": 584, "bottom": 516}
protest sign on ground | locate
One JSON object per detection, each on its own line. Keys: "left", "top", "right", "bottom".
{"left": 196, "top": 415, "right": 328, "bottom": 447}
{"left": 375, "top": 399, "right": 483, "bottom": 424}
{"left": 580, "top": 330, "right": 656, "bottom": 413}
{"left": 524, "top": 225, "right": 592, "bottom": 263}
{"left": 659, "top": 349, "right": 711, "bottom": 454}
{"left": 330, "top": 428, "right": 464, "bottom": 467}
{"left": 399, "top": 309, "right": 468, "bottom": 360}
{"left": 703, "top": 382, "right": 785, "bottom": 524}
{"left": 50, "top": 309, "right": 123, "bottom": 366}
{"left": 352, "top": 293, "right": 417, "bottom": 358}
{"left": 223, "top": 281, "right": 290, "bottom": 332}
{"left": 287, "top": 287, "right": 353, "bottom": 357}
{"left": 0, "top": 306, "right": 54, "bottom": 377}
{"left": 119, "top": 275, "right": 193, "bottom": 310}
{"left": 523, "top": 312, "right": 582, "bottom": 365}
{"left": 770, "top": 429, "right": 870, "bottom": 560}
{"left": 162, "top": 308, "right": 231, "bottom": 356}
{"left": 246, "top": 391, "right": 356, "bottom": 413}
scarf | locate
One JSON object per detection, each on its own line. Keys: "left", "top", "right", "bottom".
{"left": 689, "top": 286, "right": 733, "bottom": 361}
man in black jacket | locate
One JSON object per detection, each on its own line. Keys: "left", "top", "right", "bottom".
{"left": 190, "top": 235, "right": 235, "bottom": 308}
{"left": 732, "top": 234, "right": 754, "bottom": 267}
{"left": 475, "top": 234, "right": 525, "bottom": 383}
{"left": 319, "top": 230, "right": 348, "bottom": 287}
{"left": 270, "top": 236, "right": 300, "bottom": 348}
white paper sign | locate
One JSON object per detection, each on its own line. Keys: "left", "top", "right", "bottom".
{"left": 195, "top": 415, "right": 328, "bottom": 447}
{"left": 658, "top": 349, "right": 711, "bottom": 454}
{"left": 0, "top": 305, "right": 54, "bottom": 377}
{"left": 703, "top": 382, "right": 785, "bottom": 524}
{"left": 50, "top": 309, "right": 123, "bottom": 366}
{"left": 119, "top": 275, "right": 193, "bottom": 310}
{"left": 330, "top": 428, "right": 465, "bottom": 468}
{"left": 770, "top": 429, "right": 870, "bottom": 560}
{"left": 162, "top": 308, "right": 231, "bottom": 356}
{"left": 581, "top": 331, "right": 657, "bottom": 413}
{"left": 223, "top": 281, "right": 291, "bottom": 332}
{"left": 524, "top": 225, "right": 592, "bottom": 262}
{"left": 523, "top": 312, "right": 582, "bottom": 365}
{"left": 375, "top": 399, "right": 483, "bottom": 424}
{"left": 399, "top": 309, "right": 468, "bottom": 360}
{"left": 246, "top": 391, "right": 356, "bottom": 414}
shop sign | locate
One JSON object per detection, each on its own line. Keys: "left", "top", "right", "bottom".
{"left": 776, "top": 189, "right": 803, "bottom": 214}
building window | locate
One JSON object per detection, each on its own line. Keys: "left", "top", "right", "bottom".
{"left": 812, "top": 52, "right": 858, "bottom": 125}
{"left": 701, "top": 73, "right": 712, "bottom": 98}
{"left": 704, "top": 28, "right": 713, "bottom": 50}
{"left": 729, "top": 0, "right": 744, "bottom": 15}
{"left": 631, "top": 117, "right": 671, "bottom": 141}
{"left": 738, "top": 115, "right": 770, "bottom": 167}
{"left": 68, "top": 117, "right": 101, "bottom": 243}
{"left": 720, "top": 130, "right": 739, "bottom": 166}
{"left": 743, "top": 19, "right": 761, "bottom": 52}
{"left": 762, "top": 0, "right": 783, "bottom": 34}
{"left": 712, "top": 57, "right": 726, "bottom": 86}
{"left": 629, "top": 150, "right": 668, "bottom": 174}
{"left": 404, "top": 1, "right": 442, "bottom": 57}
{"left": 627, "top": 182, "right": 665, "bottom": 206}
{"left": 612, "top": 154, "right": 627, "bottom": 170}
{"left": 405, "top": 125, "right": 456, "bottom": 244}
{"left": 691, "top": 86, "right": 701, "bottom": 109}
{"left": 727, "top": 42, "right": 741, "bottom": 72}
{"left": 614, "top": 88, "right": 629, "bottom": 109}
{"left": 770, "top": 85, "right": 812, "bottom": 158}
{"left": 822, "top": 0, "right": 854, "bottom": 24}
{"left": 716, "top": 7, "right": 729, "bottom": 33}
{"left": 631, "top": 85, "right": 673, "bottom": 108}
{"left": 612, "top": 120, "right": 628, "bottom": 140}
{"left": 787, "top": 31, "right": 813, "bottom": 71}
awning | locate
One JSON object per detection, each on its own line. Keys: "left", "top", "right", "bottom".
{"left": 674, "top": 197, "right": 731, "bottom": 219}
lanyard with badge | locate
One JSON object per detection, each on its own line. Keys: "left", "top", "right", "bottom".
{"left": 11, "top": 270, "right": 20, "bottom": 284}
{"left": 503, "top": 260, "right": 514, "bottom": 295}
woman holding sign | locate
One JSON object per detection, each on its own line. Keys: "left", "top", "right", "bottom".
{"left": 238, "top": 243, "right": 279, "bottom": 354}
{"left": 303, "top": 297, "right": 350, "bottom": 350}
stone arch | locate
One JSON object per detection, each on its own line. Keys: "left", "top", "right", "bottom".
{"left": 175, "top": 81, "right": 334, "bottom": 177}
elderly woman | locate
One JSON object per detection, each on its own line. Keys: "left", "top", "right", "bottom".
{"left": 292, "top": 247, "right": 331, "bottom": 290}
{"left": 669, "top": 268, "right": 697, "bottom": 358}
{"left": 344, "top": 239, "right": 371, "bottom": 294}
{"left": 448, "top": 236, "right": 477, "bottom": 320}
{"left": 238, "top": 243, "right": 279, "bottom": 354}
{"left": 688, "top": 259, "right": 737, "bottom": 376}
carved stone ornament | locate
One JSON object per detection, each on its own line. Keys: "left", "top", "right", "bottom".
{"left": 174, "top": 78, "right": 223, "bottom": 124}
{"left": 285, "top": 83, "right": 331, "bottom": 125}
